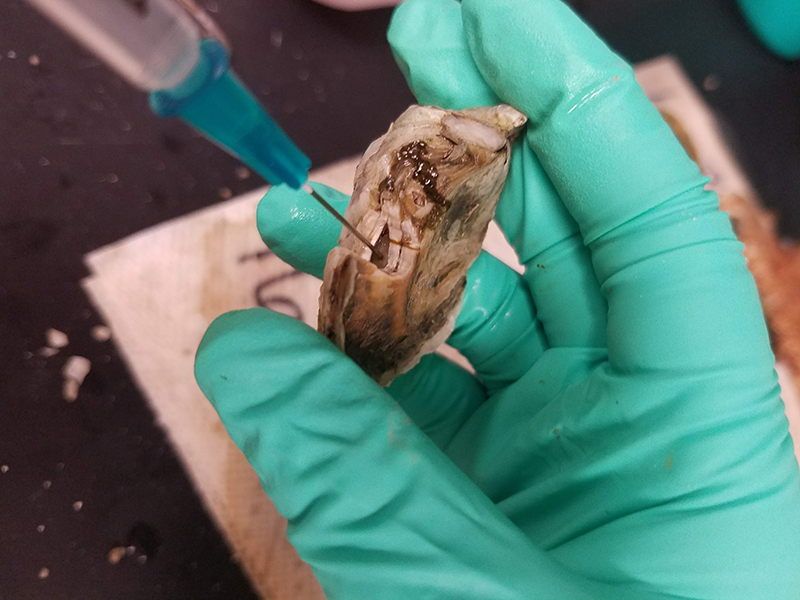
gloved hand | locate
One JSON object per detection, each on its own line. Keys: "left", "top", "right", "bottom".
{"left": 195, "top": 0, "right": 800, "bottom": 597}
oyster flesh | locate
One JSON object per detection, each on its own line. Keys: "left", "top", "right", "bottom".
{"left": 318, "top": 105, "right": 527, "bottom": 386}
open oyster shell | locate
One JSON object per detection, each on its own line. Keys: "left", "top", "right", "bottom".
{"left": 318, "top": 105, "right": 527, "bottom": 386}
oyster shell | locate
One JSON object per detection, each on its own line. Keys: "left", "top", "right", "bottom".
{"left": 318, "top": 105, "right": 527, "bottom": 386}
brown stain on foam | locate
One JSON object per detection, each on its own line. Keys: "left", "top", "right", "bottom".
{"left": 220, "top": 425, "right": 325, "bottom": 599}
{"left": 199, "top": 219, "right": 253, "bottom": 321}
{"left": 660, "top": 110, "right": 699, "bottom": 163}
{"left": 200, "top": 219, "right": 325, "bottom": 598}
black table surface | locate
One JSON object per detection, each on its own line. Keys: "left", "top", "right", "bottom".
{"left": 1, "top": 0, "right": 798, "bottom": 598}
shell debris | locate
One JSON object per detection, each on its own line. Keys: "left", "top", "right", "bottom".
{"left": 62, "top": 356, "right": 91, "bottom": 402}
{"left": 46, "top": 329, "right": 69, "bottom": 348}
{"left": 91, "top": 325, "right": 111, "bottom": 342}
{"left": 107, "top": 546, "right": 126, "bottom": 565}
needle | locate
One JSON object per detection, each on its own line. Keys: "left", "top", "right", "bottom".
{"left": 302, "top": 183, "right": 383, "bottom": 260}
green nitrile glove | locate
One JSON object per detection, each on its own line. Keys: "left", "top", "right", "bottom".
{"left": 195, "top": 1, "right": 800, "bottom": 597}
{"left": 736, "top": 0, "right": 800, "bottom": 60}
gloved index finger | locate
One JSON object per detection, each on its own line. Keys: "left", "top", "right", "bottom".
{"left": 461, "top": 0, "right": 773, "bottom": 375}
{"left": 256, "top": 182, "right": 346, "bottom": 279}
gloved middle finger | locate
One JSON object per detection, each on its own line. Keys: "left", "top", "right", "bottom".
{"left": 388, "top": 0, "right": 607, "bottom": 349}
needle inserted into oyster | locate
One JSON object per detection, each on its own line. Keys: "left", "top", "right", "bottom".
{"left": 318, "top": 104, "right": 527, "bottom": 386}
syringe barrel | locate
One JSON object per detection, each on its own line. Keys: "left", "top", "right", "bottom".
{"left": 150, "top": 39, "right": 312, "bottom": 189}
{"left": 28, "top": 0, "right": 201, "bottom": 90}
{"left": 28, "top": 0, "right": 312, "bottom": 189}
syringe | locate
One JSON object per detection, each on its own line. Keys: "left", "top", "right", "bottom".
{"left": 26, "top": 0, "right": 380, "bottom": 256}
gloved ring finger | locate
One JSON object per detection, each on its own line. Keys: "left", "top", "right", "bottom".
{"left": 449, "top": 251, "right": 548, "bottom": 393}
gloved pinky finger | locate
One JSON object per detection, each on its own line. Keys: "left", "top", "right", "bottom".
{"left": 257, "top": 182, "right": 348, "bottom": 279}
{"left": 450, "top": 251, "right": 548, "bottom": 392}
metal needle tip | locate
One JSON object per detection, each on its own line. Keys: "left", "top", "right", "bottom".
{"left": 302, "top": 183, "right": 383, "bottom": 260}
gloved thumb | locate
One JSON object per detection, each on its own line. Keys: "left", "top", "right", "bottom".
{"left": 194, "top": 309, "right": 618, "bottom": 599}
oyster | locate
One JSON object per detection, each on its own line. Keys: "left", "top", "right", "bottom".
{"left": 318, "top": 105, "right": 527, "bottom": 386}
